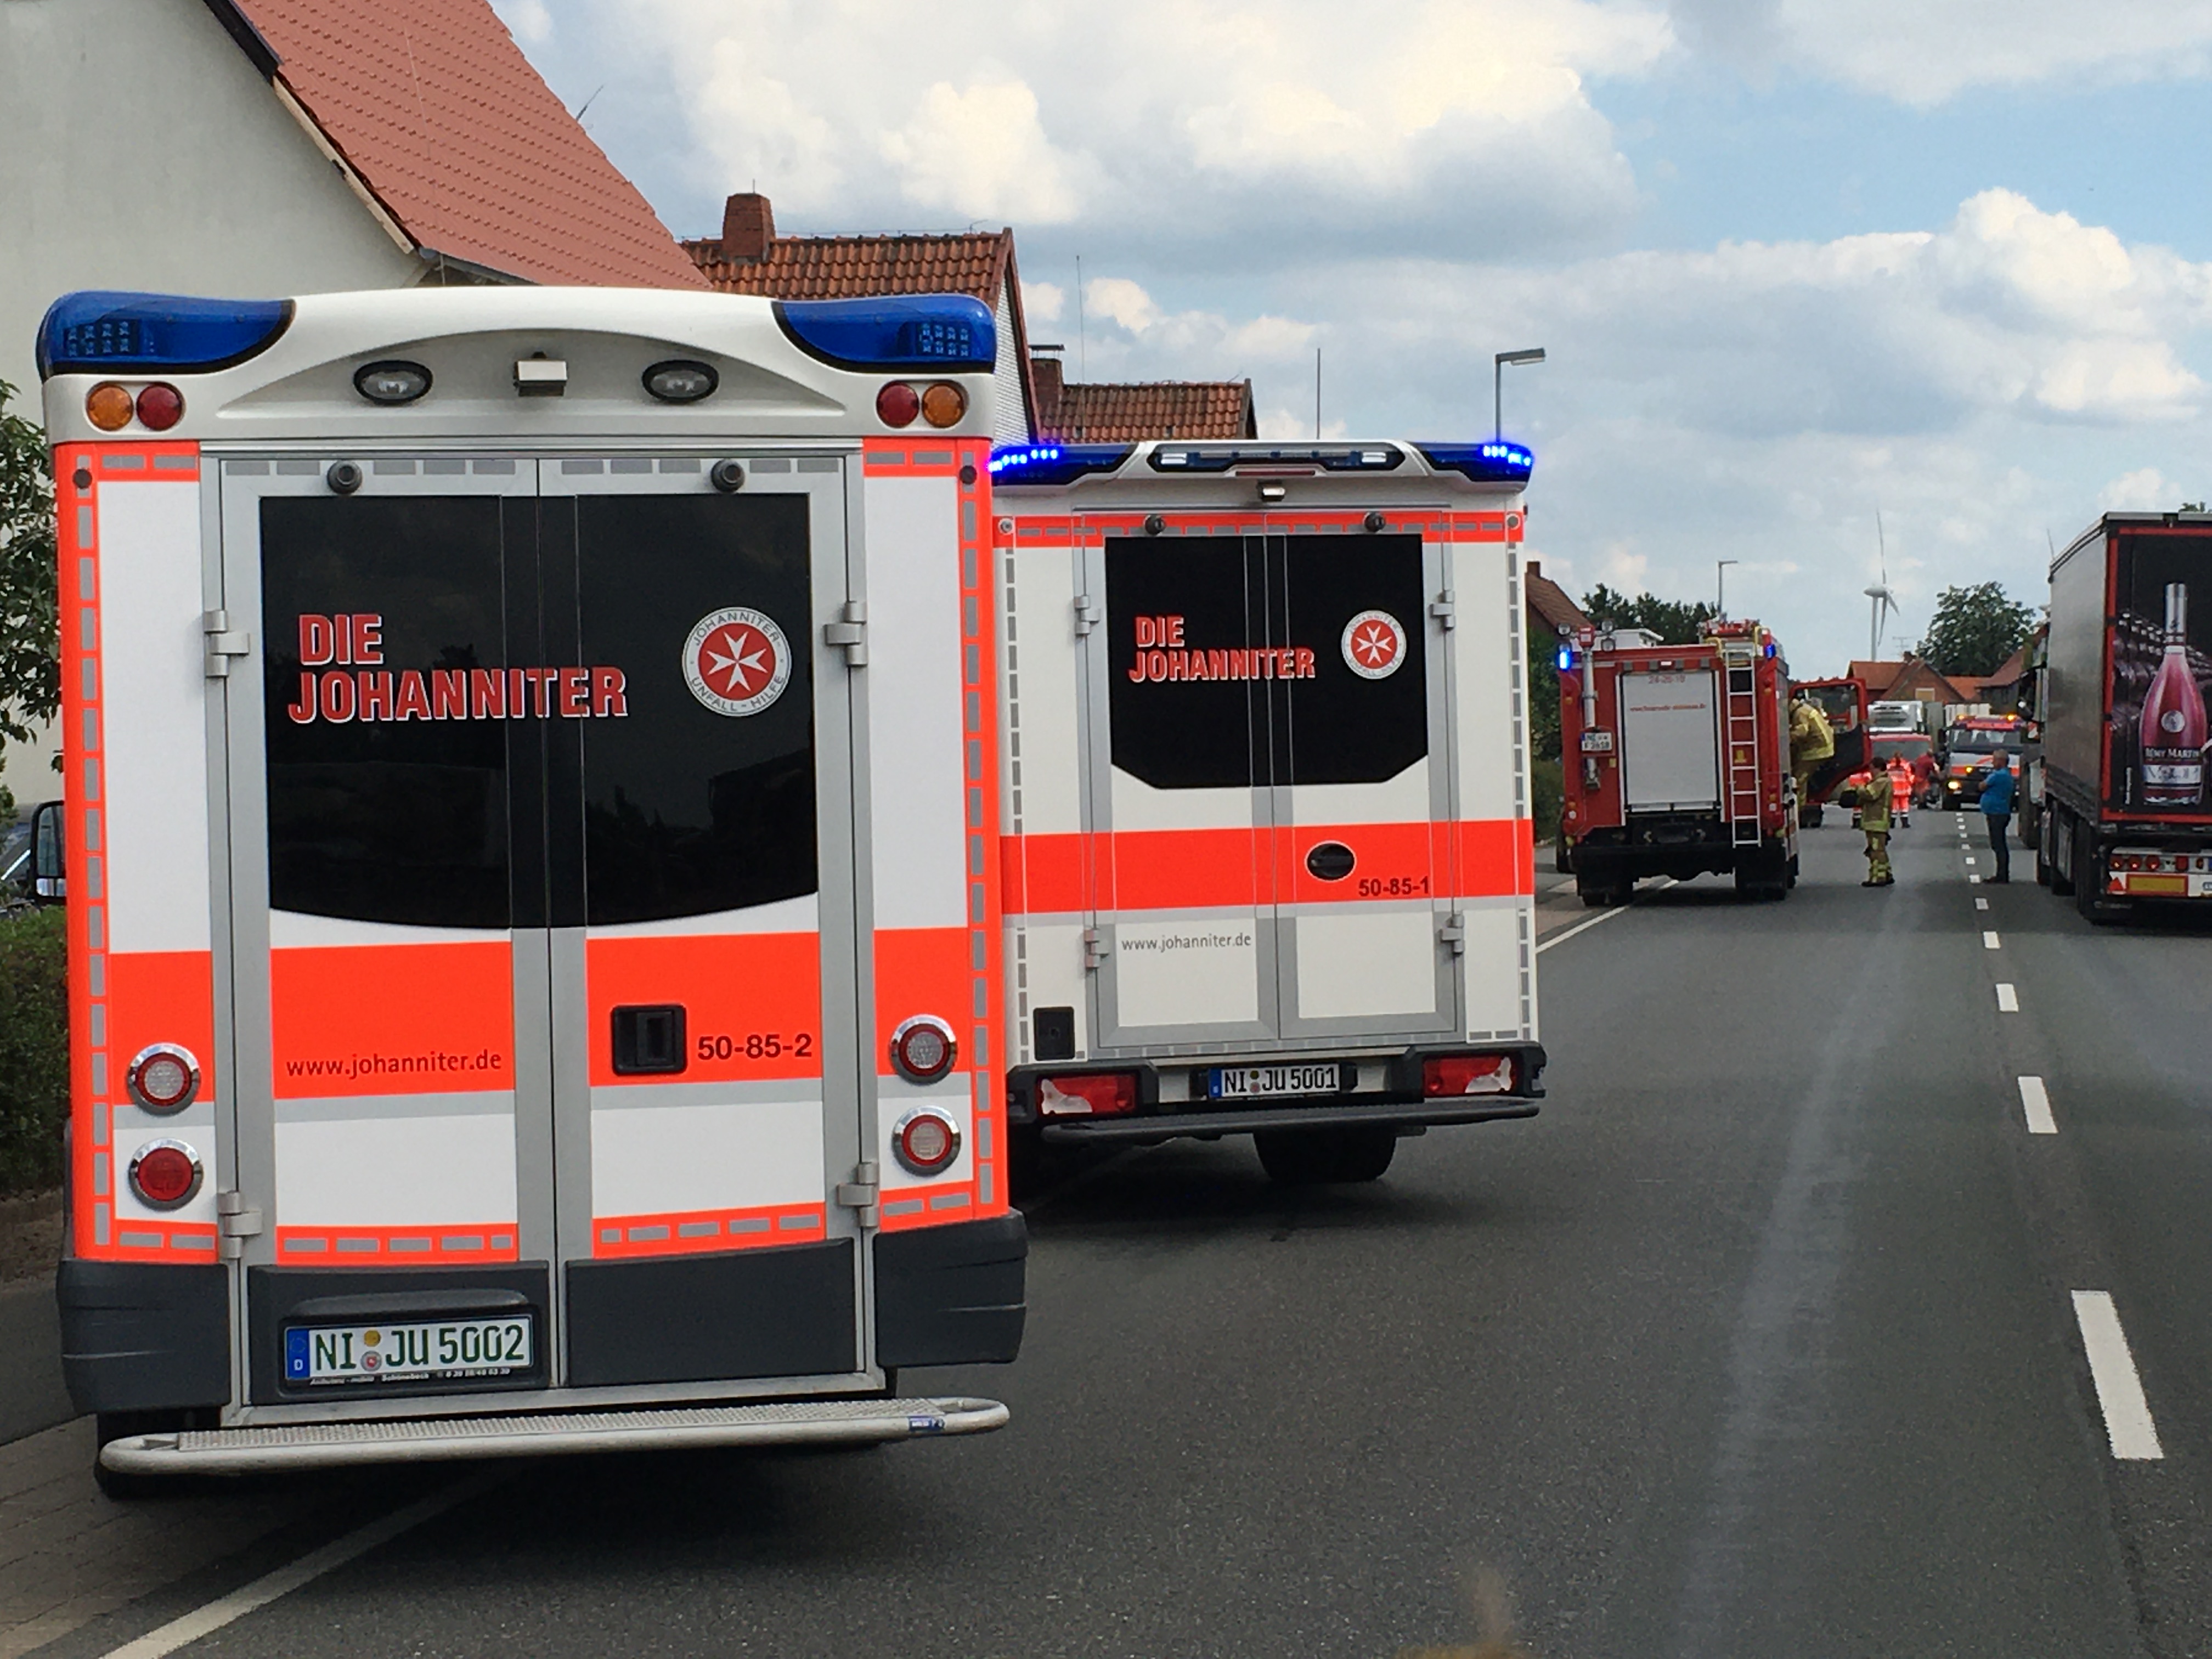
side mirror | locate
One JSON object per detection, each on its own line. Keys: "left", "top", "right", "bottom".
{"left": 30, "top": 799, "right": 63, "bottom": 902}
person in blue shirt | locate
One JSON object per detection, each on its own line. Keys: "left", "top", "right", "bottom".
{"left": 1979, "top": 753, "right": 2017, "bottom": 883}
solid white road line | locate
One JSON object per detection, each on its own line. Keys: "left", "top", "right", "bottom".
{"left": 1975, "top": 897, "right": 1989, "bottom": 910}
{"left": 101, "top": 1477, "right": 493, "bottom": 1659}
{"left": 1995, "top": 983, "right": 2019, "bottom": 1012}
{"left": 2071, "top": 1291, "right": 2165, "bottom": 1460}
{"left": 2018, "top": 1075, "right": 2057, "bottom": 1135}
{"left": 1983, "top": 930, "right": 2001, "bottom": 950}
{"left": 1535, "top": 878, "right": 1675, "bottom": 954}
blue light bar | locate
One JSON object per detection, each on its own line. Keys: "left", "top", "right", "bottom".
{"left": 36, "top": 291, "right": 294, "bottom": 380}
{"left": 988, "top": 443, "right": 1135, "bottom": 486}
{"left": 1415, "top": 441, "right": 1535, "bottom": 484}
{"left": 774, "top": 295, "right": 995, "bottom": 371}
{"left": 1148, "top": 443, "right": 1404, "bottom": 474}
{"left": 1556, "top": 645, "right": 1574, "bottom": 672}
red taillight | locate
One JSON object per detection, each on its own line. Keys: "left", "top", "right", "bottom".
{"left": 889, "top": 1014, "right": 957, "bottom": 1082}
{"left": 876, "top": 381, "right": 921, "bottom": 427}
{"left": 1038, "top": 1072, "right": 1138, "bottom": 1117}
{"left": 893, "top": 1108, "right": 961, "bottom": 1176}
{"left": 1423, "top": 1053, "right": 1515, "bottom": 1098}
{"left": 134, "top": 382, "right": 184, "bottom": 431}
{"left": 128, "top": 1141, "right": 202, "bottom": 1208}
{"left": 127, "top": 1043, "right": 199, "bottom": 1112}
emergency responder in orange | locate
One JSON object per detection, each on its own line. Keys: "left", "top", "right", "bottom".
{"left": 1848, "top": 765, "right": 1894, "bottom": 885}
{"left": 1788, "top": 693, "right": 1835, "bottom": 815}
{"left": 1889, "top": 755, "right": 1914, "bottom": 828}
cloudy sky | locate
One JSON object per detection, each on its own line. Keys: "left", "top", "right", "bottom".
{"left": 495, "top": 0, "right": 2212, "bottom": 674}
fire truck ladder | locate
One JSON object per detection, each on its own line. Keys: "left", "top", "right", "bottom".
{"left": 1722, "top": 644, "right": 1762, "bottom": 847}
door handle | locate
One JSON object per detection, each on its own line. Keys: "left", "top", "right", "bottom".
{"left": 611, "top": 1005, "right": 687, "bottom": 1075}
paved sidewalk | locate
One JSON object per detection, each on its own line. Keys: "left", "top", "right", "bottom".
{"left": 0, "top": 1283, "right": 72, "bottom": 1450}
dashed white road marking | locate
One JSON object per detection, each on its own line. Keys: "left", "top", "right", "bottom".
{"left": 2071, "top": 1291, "right": 2164, "bottom": 1460}
{"left": 1975, "top": 897, "right": 1989, "bottom": 910}
{"left": 101, "top": 1477, "right": 494, "bottom": 1658}
{"left": 1970, "top": 874, "right": 1983, "bottom": 884}
{"left": 2018, "top": 1075, "right": 2056, "bottom": 1135}
{"left": 1995, "top": 983, "right": 2019, "bottom": 1012}
{"left": 1983, "top": 930, "right": 2001, "bottom": 949}
{"left": 1966, "top": 857, "right": 1978, "bottom": 866}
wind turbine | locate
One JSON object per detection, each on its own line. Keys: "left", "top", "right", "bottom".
{"left": 1864, "top": 511, "right": 1897, "bottom": 659}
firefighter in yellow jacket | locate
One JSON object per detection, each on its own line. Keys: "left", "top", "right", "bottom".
{"left": 1848, "top": 766, "right": 1893, "bottom": 886}
{"left": 1788, "top": 694, "right": 1835, "bottom": 812}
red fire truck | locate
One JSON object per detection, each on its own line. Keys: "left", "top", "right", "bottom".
{"left": 1558, "top": 619, "right": 1798, "bottom": 904}
{"left": 986, "top": 439, "right": 1548, "bottom": 1185}
{"left": 31, "top": 286, "right": 1024, "bottom": 1490}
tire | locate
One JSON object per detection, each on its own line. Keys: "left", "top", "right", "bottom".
{"left": 1802, "top": 802, "right": 1824, "bottom": 828}
{"left": 1554, "top": 837, "right": 1572, "bottom": 874}
{"left": 1255, "top": 1126, "right": 1397, "bottom": 1184}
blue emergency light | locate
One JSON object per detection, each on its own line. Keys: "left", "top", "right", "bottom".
{"left": 774, "top": 295, "right": 996, "bottom": 371}
{"left": 988, "top": 443, "right": 1135, "bottom": 485}
{"left": 1148, "top": 443, "right": 1406, "bottom": 473}
{"left": 37, "top": 291, "right": 294, "bottom": 379}
{"left": 1415, "top": 441, "right": 1536, "bottom": 483}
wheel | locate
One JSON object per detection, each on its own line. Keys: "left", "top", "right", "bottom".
{"left": 1554, "top": 837, "right": 1572, "bottom": 874}
{"left": 1255, "top": 1126, "right": 1397, "bottom": 1184}
{"left": 1802, "top": 802, "right": 1824, "bottom": 828}
{"left": 1787, "top": 855, "right": 1799, "bottom": 888}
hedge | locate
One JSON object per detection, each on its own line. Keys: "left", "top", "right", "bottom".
{"left": 0, "top": 907, "right": 66, "bottom": 1195}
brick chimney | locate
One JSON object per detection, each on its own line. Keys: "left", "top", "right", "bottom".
{"left": 719, "top": 193, "right": 775, "bottom": 262}
{"left": 1029, "top": 347, "right": 1065, "bottom": 431}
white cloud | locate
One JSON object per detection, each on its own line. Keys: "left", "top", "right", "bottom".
{"left": 2099, "top": 467, "right": 2179, "bottom": 512}
{"left": 1077, "top": 277, "right": 1320, "bottom": 380}
{"left": 1021, "top": 280, "right": 1065, "bottom": 325}
{"left": 1669, "top": 0, "right": 2212, "bottom": 105}
{"left": 879, "top": 80, "right": 1082, "bottom": 223}
{"left": 491, "top": 0, "right": 552, "bottom": 43}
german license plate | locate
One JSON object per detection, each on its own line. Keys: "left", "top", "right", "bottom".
{"left": 284, "top": 1316, "right": 533, "bottom": 1387}
{"left": 1209, "top": 1063, "right": 1344, "bottom": 1100}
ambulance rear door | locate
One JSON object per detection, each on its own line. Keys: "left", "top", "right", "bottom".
{"left": 219, "top": 452, "right": 868, "bottom": 1407}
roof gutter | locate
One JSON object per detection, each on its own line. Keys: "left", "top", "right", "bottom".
{"left": 198, "top": 0, "right": 279, "bottom": 78}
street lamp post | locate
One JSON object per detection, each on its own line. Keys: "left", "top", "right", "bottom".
{"left": 1717, "top": 558, "right": 1738, "bottom": 620}
{"left": 1494, "top": 347, "right": 1546, "bottom": 441}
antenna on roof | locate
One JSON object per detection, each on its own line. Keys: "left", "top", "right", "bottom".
{"left": 573, "top": 83, "right": 606, "bottom": 122}
{"left": 1314, "top": 346, "right": 1322, "bottom": 440}
{"left": 1075, "top": 254, "right": 1085, "bottom": 384}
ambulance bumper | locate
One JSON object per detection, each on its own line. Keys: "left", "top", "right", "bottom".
{"left": 99, "top": 1395, "right": 1009, "bottom": 1476}
{"left": 1035, "top": 1097, "right": 1538, "bottom": 1144}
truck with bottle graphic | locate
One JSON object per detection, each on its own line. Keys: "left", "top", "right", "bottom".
{"left": 2038, "top": 514, "right": 2212, "bottom": 919}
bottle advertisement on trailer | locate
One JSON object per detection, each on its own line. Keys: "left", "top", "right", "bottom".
{"left": 2109, "top": 535, "right": 2212, "bottom": 811}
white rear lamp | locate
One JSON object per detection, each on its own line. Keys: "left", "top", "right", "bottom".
{"left": 892, "top": 1108, "right": 961, "bottom": 1177}
{"left": 128, "top": 1139, "right": 204, "bottom": 1209}
{"left": 353, "top": 360, "right": 432, "bottom": 405}
{"left": 642, "top": 359, "right": 718, "bottom": 403}
{"left": 514, "top": 354, "right": 567, "bottom": 397}
{"left": 127, "top": 1043, "right": 200, "bottom": 1113}
{"left": 889, "top": 1014, "right": 957, "bottom": 1083}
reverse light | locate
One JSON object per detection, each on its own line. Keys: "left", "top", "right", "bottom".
{"left": 892, "top": 1107, "right": 962, "bottom": 1177}
{"left": 133, "top": 383, "right": 183, "bottom": 431}
{"left": 84, "top": 383, "right": 134, "bottom": 431}
{"left": 354, "top": 360, "right": 432, "bottom": 405}
{"left": 889, "top": 1014, "right": 958, "bottom": 1083}
{"left": 1038, "top": 1072, "right": 1138, "bottom": 1117}
{"left": 876, "top": 381, "right": 921, "bottom": 428}
{"left": 1423, "top": 1053, "right": 1516, "bottom": 1097}
{"left": 127, "top": 1043, "right": 200, "bottom": 1113}
{"left": 919, "top": 381, "right": 967, "bottom": 427}
{"left": 642, "top": 359, "right": 718, "bottom": 403}
{"left": 128, "top": 1139, "right": 204, "bottom": 1209}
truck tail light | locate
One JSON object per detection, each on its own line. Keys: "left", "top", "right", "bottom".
{"left": 892, "top": 1108, "right": 961, "bottom": 1176}
{"left": 889, "top": 1014, "right": 957, "bottom": 1083}
{"left": 1038, "top": 1072, "right": 1138, "bottom": 1117}
{"left": 128, "top": 1140, "right": 204, "bottom": 1209}
{"left": 876, "top": 381, "right": 921, "bottom": 427}
{"left": 1423, "top": 1053, "right": 1515, "bottom": 1097}
{"left": 134, "top": 383, "right": 184, "bottom": 431}
{"left": 127, "top": 1043, "right": 200, "bottom": 1112}
{"left": 85, "top": 382, "right": 134, "bottom": 431}
{"left": 920, "top": 381, "right": 967, "bottom": 427}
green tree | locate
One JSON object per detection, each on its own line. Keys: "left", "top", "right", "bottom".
{"left": 1917, "top": 581, "right": 2036, "bottom": 677}
{"left": 0, "top": 381, "right": 58, "bottom": 788}
{"left": 1581, "top": 582, "right": 1718, "bottom": 646}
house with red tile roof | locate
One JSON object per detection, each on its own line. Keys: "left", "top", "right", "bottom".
{"left": 0, "top": 0, "right": 701, "bottom": 801}
{"left": 1523, "top": 560, "right": 1593, "bottom": 639}
{"left": 685, "top": 193, "right": 1256, "bottom": 444}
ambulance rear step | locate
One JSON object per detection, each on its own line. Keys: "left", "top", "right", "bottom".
{"left": 101, "top": 1396, "right": 1009, "bottom": 1475}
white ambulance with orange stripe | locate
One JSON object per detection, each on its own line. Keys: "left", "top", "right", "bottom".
{"left": 989, "top": 440, "right": 1547, "bottom": 1183}
{"left": 33, "top": 286, "right": 1024, "bottom": 1488}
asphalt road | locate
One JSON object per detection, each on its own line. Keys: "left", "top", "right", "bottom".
{"left": 33, "top": 816, "right": 2212, "bottom": 1658}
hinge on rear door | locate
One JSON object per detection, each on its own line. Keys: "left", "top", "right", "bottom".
{"left": 1074, "top": 594, "right": 1102, "bottom": 636}
{"left": 217, "top": 1189, "right": 264, "bottom": 1260}
{"left": 1438, "top": 912, "right": 1466, "bottom": 955}
{"left": 1083, "top": 928, "right": 1109, "bottom": 970}
{"left": 835, "top": 1161, "right": 880, "bottom": 1228}
{"left": 824, "top": 601, "right": 868, "bottom": 667}
{"left": 1430, "top": 589, "right": 1457, "bottom": 630}
{"left": 202, "top": 610, "right": 252, "bottom": 678}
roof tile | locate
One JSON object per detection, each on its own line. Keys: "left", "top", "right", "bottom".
{"left": 1036, "top": 380, "right": 1254, "bottom": 442}
{"left": 686, "top": 232, "right": 1012, "bottom": 303}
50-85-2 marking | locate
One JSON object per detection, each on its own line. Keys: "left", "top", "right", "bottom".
{"left": 696, "top": 1032, "right": 814, "bottom": 1062}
